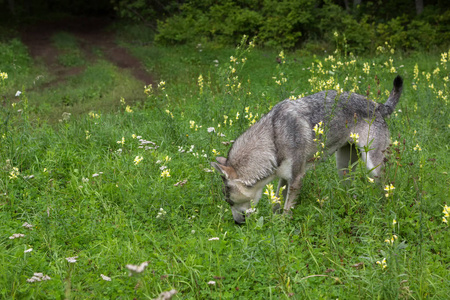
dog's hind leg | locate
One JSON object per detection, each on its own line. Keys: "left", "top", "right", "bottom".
{"left": 358, "top": 129, "right": 390, "bottom": 178}
{"left": 284, "top": 168, "right": 306, "bottom": 213}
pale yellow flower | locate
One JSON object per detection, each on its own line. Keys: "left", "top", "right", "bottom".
{"left": 376, "top": 258, "right": 387, "bottom": 270}
{"left": 363, "top": 62, "right": 370, "bottom": 74}
{"left": 117, "top": 137, "right": 125, "bottom": 145}
{"left": 134, "top": 156, "right": 143, "bottom": 165}
{"left": 264, "top": 184, "right": 283, "bottom": 204}
{"left": 384, "top": 184, "right": 395, "bottom": 197}
{"left": 313, "top": 122, "right": 324, "bottom": 135}
{"left": 350, "top": 132, "right": 359, "bottom": 143}
{"left": 144, "top": 84, "right": 153, "bottom": 95}
{"left": 161, "top": 169, "right": 171, "bottom": 178}
{"left": 9, "top": 167, "right": 20, "bottom": 179}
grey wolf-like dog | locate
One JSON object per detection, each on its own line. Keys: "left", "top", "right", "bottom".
{"left": 212, "top": 76, "right": 403, "bottom": 224}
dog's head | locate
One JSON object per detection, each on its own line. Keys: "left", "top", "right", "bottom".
{"left": 211, "top": 157, "right": 262, "bottom": 224}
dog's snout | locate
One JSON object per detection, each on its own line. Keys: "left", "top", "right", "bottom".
{"left": 234, "top": 216, "right": 245, "bottom": 225}
{"left": 233, "top": 212, "right": 246, "bottom": 225}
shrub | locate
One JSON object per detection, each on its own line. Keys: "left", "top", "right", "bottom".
{"left": 152, "top": 0, "right": 449, "bottom": 53}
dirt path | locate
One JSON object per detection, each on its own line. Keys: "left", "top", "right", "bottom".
{"left": 20, "top": 17, "right": 154, "bottom": 88}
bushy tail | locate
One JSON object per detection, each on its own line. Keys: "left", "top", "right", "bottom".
{"left": 379, "top": 75, "right": 403, "bottom": 117}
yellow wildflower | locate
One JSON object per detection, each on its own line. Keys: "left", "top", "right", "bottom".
{"left": 9, "top": 167, "right": 20, "bottom": 179}
{"left": 134, "top": 156, "right": 143, "bottom": 165}
{"left": 144, "top": 84, "right": 153, "bottom": 95}
{"left": 264, "top": 184, "right": 282, "bottom": 204}
{"left": 350, "top": 132, "right": 359, "bottom": 143}
{"left": 376, "top": 258, "right": 387, "bottom": 270}
{"left": 161, "top": 169, "right": 171, "bottom": 178}
{"left": 363, "top": 62, "right": 370, "bottom": 74}
{"left": 384, "top": 184, "right": 395, "bottom": 197}
{"left": 313, "top": 122, "right": 324, "bottom": 135}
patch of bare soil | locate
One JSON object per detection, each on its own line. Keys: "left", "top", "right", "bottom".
{"left": 20, "top": 16, "right": 154, "bottom": 88}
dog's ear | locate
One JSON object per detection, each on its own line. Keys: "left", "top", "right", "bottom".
{"left": 211, "top": 158, "right": 237, "bottom": 179}
{"left": 215, "top": 156, "right": 227, "bottom": 165}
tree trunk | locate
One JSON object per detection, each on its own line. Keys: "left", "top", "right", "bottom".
{"left": 415, "top": 0, "right": 424, "bottom": 15}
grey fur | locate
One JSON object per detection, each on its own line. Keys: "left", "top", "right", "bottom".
{"left": 212, "top": 76, "right": 403, "bottom": 224}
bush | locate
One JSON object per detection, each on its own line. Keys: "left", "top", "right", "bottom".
{"left": 152, "top": 0, "right": 450, "bottom": 53}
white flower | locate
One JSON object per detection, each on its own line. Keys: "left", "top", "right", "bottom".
{"left": 155, "top": 289, "right": 178, "bottom": 299}
{"left": 92, "top": 173, "right": 100, "bottom": 177}
{"left": 100, "top": 274, "right": 111, "bottom": 281}
{"left": 66, "top": 256, "right": 78, "bottom": 263}
{"left": 126, "top": 261, "right": 149, "bottom": 276}
{"left": 24, "top": 248, "right": 33, "bottom": 253}
{"left": 245, "top": 208, "right": 256, "bottom": 214}
{"left": 207, "top": 127, "right": 215, "bottom": 133}
{"left": 9, "top": 233, "right": 25, "bottom": 239}
{"left": 156, "top": 208, "right": 167, "bottom": 218}
{"left": 15, "top": 91, "right": 22, "bottom": 97}
{"left": 82, "top": 177, "right": 89, "bottom": 183}
{"left": 208, "top": 281, "right": 216, "bottom": 285}
{"left": 22, "top": 222, "right": 33, "bottom": 229}
{"left": 27, "top": 273, "right": 51, "bottom": 283}
{"left": 208, "top": 237, "right": 219, "bottom": 241}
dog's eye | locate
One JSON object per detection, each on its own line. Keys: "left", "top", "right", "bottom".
{"left": 225, "top": 198, "right": 235, "bottom": 206}
{"left": 223, "top": 185, "right": 234, "bottom": 206}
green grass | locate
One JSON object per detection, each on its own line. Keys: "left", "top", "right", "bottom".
{"left": 0, "top": 32, "right": 449, "bottom": 299}
{"left": 52, "top": 32, "right": 86, "bottom": 67}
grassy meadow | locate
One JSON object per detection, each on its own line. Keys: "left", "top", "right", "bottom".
{"left": 0, "top": 29, "right": 449, "bottom": 299}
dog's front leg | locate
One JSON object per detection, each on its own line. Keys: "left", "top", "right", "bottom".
{"left": 273, "top": 178, "right": 288, "bottom": 213}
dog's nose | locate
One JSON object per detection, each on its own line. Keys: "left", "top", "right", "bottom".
{"left": 234, "top": 214, "right": 245, "bottom": 225}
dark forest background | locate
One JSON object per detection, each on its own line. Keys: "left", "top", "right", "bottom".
{"left": 1, "top": 0, "right": 449, "bottom": 52}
